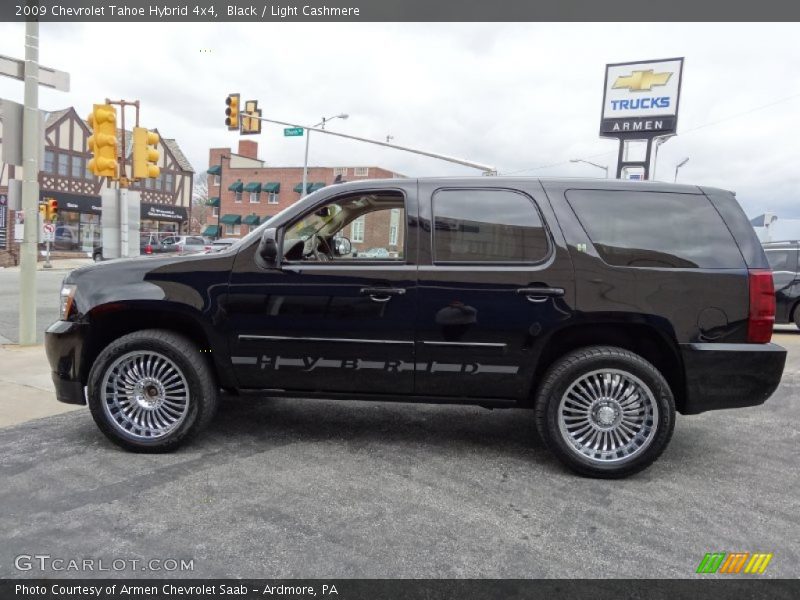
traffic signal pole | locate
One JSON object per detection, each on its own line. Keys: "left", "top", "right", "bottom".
{"left": 242, "top": 113, "right": 497, "bottom": 175}
{"left": 18, "top": 21, "right": 40, "bottom": 345}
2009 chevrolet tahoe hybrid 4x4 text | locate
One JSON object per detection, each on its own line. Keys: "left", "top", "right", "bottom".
{"left": 45, "top": 178, "right": 787, "bottom": 477}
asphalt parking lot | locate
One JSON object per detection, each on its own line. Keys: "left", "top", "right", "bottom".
{"left": 1, "top": 330, "right": 798, "bottom": 579}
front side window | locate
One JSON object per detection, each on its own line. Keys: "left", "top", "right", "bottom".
{"left": 282, "top": 191, "right": 405, "bottom": 262}
{"left": 566, "top": 190, "right": 745, "bottom": 269}
{"left": 432, "top": 189, "right": 549, "bottom": 263}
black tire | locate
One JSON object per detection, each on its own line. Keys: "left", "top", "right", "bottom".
{"left": 87, "top": 329, "right": 217, "bottom": 452}
{"left": 794, "top": 305, "right": 800, "bottom": 330}
{"left": 534, "top": 346, "right": 675, "bottom": 478}
{"left": 93, "top": 251, "right": 102, "bottom": 262}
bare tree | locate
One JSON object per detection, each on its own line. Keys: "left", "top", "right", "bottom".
{"left": 191, "top": 178, "right": 210, "bottom": 233}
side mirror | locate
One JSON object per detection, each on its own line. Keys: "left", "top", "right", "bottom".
{"left": 334, "top": 236, "right": 352, "bottom": 257}
{"left": 258, "top": 227, "right": 279, "bottom": 266}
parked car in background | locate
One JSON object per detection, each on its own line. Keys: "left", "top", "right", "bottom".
{"left": 357, "top": 247, "right": 391, "bottom": 259}
{"left": 763, "top": 240, "right": 800, "bottom": 328}
{"left": 92, "top": 233, "right": 181, "bottom": 261}
{"left": 205, "top": 238, "right": 239, "bottom": 253}
{"left": 141, "top": 232, "right": 180, "bottom": 255}
{"left": 162, "top": 235, "right": 209, "bottom": 255}
{"left": 53, "top": 225, "right": 79, "bottom": 251}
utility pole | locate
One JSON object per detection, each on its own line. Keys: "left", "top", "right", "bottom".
{"left": 0, "top": 27, "right": 68, "bottom": 344}
{"left": 18, "top": 21, "right": 40, "bottom": 345}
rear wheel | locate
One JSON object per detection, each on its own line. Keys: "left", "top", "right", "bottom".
{"left": 535, "top": 346, "right": 675, "bottom": 478}
{"left": 87, "top": 329, "right": 217, "bottom": 452}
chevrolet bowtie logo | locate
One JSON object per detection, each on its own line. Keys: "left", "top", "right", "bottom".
{"left": 613, "top": 69, "right": 672, "bottom": 92}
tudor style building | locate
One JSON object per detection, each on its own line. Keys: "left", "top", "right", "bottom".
{"left": 0, "top": 106, "right": 194, "bottom": 266}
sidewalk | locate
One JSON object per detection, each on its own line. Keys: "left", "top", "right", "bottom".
{"left": 0, "top": 344, "right": 81, "bottom": 428}
{"left": 0, "top": 257, "right": 94, "bottom": 272}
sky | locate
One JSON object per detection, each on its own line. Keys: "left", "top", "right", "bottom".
{"left": 0, "top": 21, "right": 798, "bottom": 219}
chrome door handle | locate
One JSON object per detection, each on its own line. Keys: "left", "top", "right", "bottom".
{"left": 516, "top": 287, "right": 564, "bottom": 303}
{"left": 360, "top": 287, "right": 406, "bottom": 303}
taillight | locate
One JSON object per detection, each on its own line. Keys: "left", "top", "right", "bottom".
{"left": 146, "top": 244, "right": 153, "bottom": 255}
{"left": 747, "top": 269, "right": 775, "bottom": 343}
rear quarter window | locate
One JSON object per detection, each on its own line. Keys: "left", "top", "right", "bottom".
{"left": 565, "top": 189, "right": 745, "bottom": 269}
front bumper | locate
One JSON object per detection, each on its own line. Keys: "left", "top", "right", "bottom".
{"left": 44, "top": 320, "right": 88, "bottom": 405}
{"left": 680, "top": 342, "right": 787, "bottom": 415}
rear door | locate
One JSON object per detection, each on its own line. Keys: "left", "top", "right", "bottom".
{"left": 413, "top": 180, "right": 575, "bottom": 400}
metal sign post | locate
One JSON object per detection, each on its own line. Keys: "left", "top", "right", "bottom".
{"left": 41, "top": 220, "right": 54, "bottom": 269}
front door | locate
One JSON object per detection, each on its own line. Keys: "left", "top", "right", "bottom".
{"left": 226, "top": 183, "right": 418, "bottom": 395}
{"left": 414, "top": 181, "right": 575, "bottom": 400}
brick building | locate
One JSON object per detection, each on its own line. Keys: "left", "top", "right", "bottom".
{"left": 204, "top": 141, "right": 404, "bottom": 255}
{"left": 0, "top": 106, "right": 194, "bottom": 267}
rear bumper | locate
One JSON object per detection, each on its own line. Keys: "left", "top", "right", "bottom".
{"left": 680, "top": 342, "right": 786, "bottom": 415}
{"left": 44, "top": 320, "right": 88, "bottom": 405}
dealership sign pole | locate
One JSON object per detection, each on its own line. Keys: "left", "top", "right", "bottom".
{"left": 600, "top": 57, "right": 684, "bottom": 180}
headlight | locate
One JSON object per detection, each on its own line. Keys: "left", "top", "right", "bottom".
{"left": 60, "top": 284, "right": 77, "bottom": 320}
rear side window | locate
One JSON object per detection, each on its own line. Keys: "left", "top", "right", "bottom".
{"left": 432, "top": 189, "right": 548, "bottom": 263}
{"left": 189, "top": 237, "right": 205, "bottom": 245}
{"left": 566, "top": 190, "right": 744, "bottom": 269}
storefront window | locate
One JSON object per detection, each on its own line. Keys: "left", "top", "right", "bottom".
{"left": 53, "top": 211, "right": 80, "bottom": 251}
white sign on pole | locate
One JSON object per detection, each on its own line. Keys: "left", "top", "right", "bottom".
{"left": 600, "top": 57, "right": 684, "bottom": 137}
{"left": 41, "top": 221, "right": 55, "bottom": 242}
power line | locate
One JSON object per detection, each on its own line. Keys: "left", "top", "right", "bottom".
{"left": 499, "top": 91, "right": 800, "bottom": 176}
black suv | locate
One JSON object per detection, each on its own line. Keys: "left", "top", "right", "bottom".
{"left": 45, "top": 178, "right": 786, "bottom": 477}
{"left": 763, "top": 240, "right": 800, "bottom": 328}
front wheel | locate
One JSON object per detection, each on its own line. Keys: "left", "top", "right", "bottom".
{"left": 87, "top": 329, "right": 218, "bottom": 452}
{"left": 534, "top": 346, "right": 675, "bottom": 478}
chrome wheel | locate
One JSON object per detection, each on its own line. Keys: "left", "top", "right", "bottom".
{"left": 557, "top": 368, "right": 658, "bottom": 464}
{"left": 101, "top": 350, "right": 190, "bottom": 441}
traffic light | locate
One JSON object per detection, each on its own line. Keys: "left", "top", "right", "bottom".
{"left": 87, "top": 104, "right": 118, "bottom": 178}
{"left": 38, "top": 202, "right": 46, "bottom": 220}
{"left": 132, "top": 127, "right": 160, "bottom": 179}
{"left": 241, "top": 99, "right": 262, "bottom": 135}
{"left": 225, "top": 93, "right": 240, "bottom": 131}
{"left": 46, "top": 198, "right": 58, "bottom": 221}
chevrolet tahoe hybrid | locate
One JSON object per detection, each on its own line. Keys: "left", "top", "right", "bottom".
{"left": 45, "top": 178, "right": 787, "bottom": 477}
